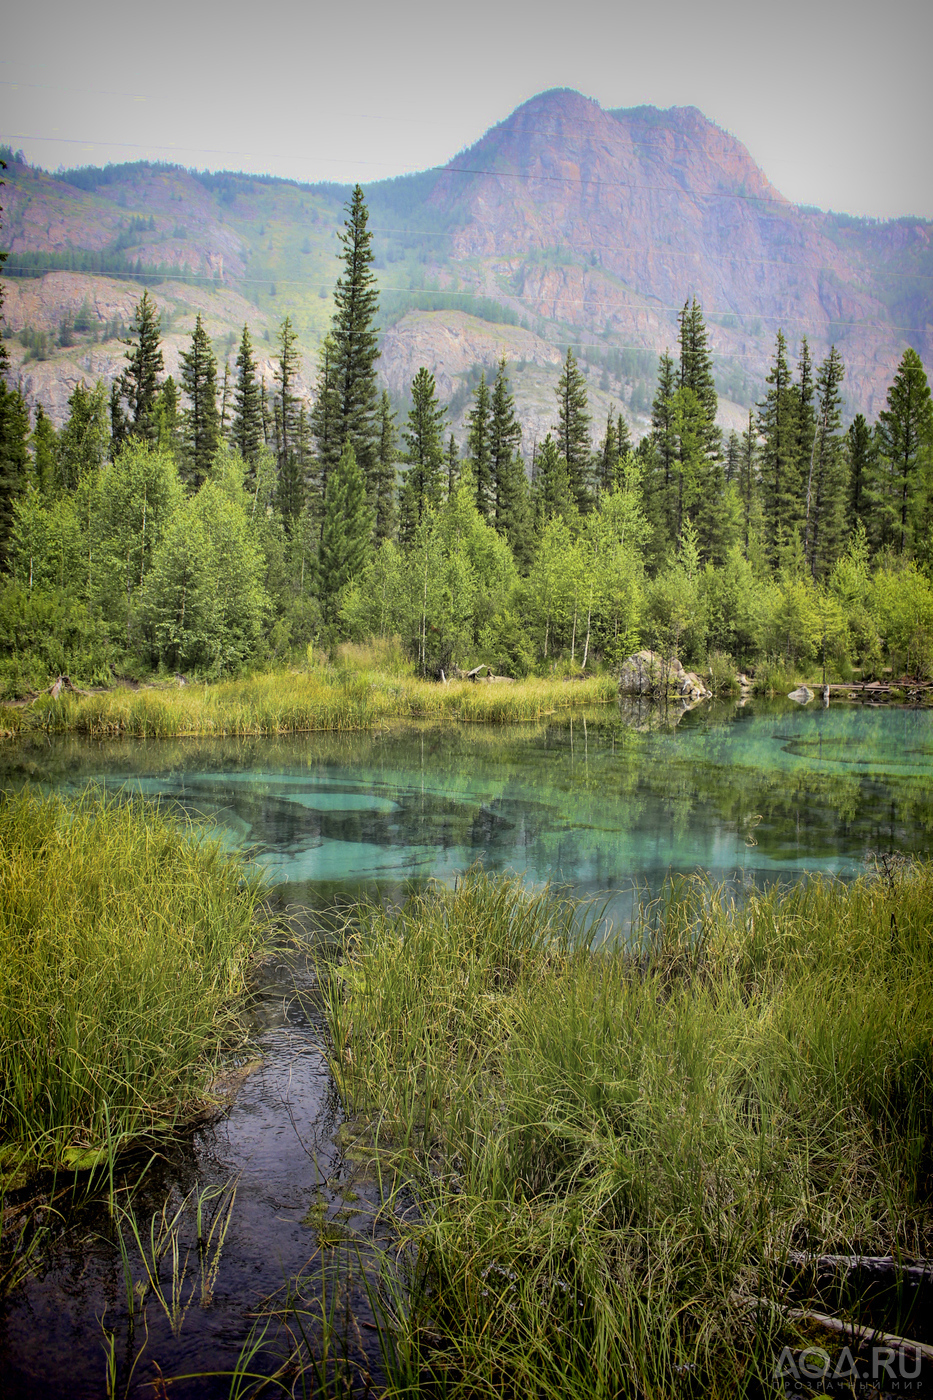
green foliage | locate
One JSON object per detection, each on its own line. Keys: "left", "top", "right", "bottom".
{"left": 0, "top": 581, "right": 115, "bottom": 697}
{"left": 554, "top": 347, "right": 592, "bottom": 512}
{"left": 0, "top": 788, "right": 268, "bottom": 1168}
{"left": 317, "top": 442, "right": 373, "bottom": 625}
{"left": 321, "top": 863, "right": 933, "bottom": 1398}
{"left": 179, "top": 313, "right": 221, "bottom": 488}
{"left": 229, "top": 325, "right": 264, "bottom": 469}
{"left": 117, "top": 289, "right": 164, "bottom": 446}
{"left": 140, "top": 479, "right": 269, "bottom": 676}
{"left": 331, "top": 185, "right": 381, "bottom": 488}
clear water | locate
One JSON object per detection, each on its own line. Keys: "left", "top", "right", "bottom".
{"left": 2, "top": 698, "right": 932, "bottom": 1395}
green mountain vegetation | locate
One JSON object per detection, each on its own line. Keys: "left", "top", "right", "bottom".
{"left": 0, "top": 181, "right": 932, "bottom": 703}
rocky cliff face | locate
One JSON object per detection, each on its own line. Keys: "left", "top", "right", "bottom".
{"left": 2, "top": 90, "right": 930, "bottom": 433}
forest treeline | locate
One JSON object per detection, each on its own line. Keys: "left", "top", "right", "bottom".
{"left": 1, "top": 186, "right": 932, "bottom": 695}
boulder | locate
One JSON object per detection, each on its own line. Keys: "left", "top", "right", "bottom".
{"left": 618, "top": 650, "right": 710, "bottom": 701}
{"left": 787, "top": 686, "right": 813, "bottom": 704}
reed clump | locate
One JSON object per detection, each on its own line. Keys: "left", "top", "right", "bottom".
{"left": 0, "top": 667, "right": 618, "bottom": 741}
{"left": 0, "top": 788, "right": 269, "bottom": 1175}
{"left": 320, "top": 864, "right": 933, "bottom": 1398}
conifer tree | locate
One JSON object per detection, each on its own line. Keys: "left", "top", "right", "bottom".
{"left": 677, "top": 299, "right": 720, "bottom": 462}
{"left": 317, "top": 441, "right": 373, "bottom": 624}
{"left": 273, "top": 317, "right": 303, "bottom": 531}
{"left": 646, "top": 351, "right": 678, "bottom": 553}
{"left": 616, "top": 411, "right": 632, "bottom": 462}
{"left": 466, "top": 371, "right": 493, "bottom": 521}
{"left": 446, "top": 434, "right": 459, "bottom": 497}
{"left": 724, "top": 430, "right": 741, "bottom": 484}
{"left": 803, "top": 346, "right": 847, "bottom": 578}
{"left": 554, "top": 348, "right": 592, "bottom": 512}
{"left": 179, "top": 313, "right": 221, "bottom": 488}
{"left": 399, "top": 368, "right": 446, "bottom": 544}
{"left": 59, "top": 381, "right": 110, "bottom": 491}
{"left": 309, "top": 333, "right": 341, "bottom": 513}
{"left": 876, "top": 347, "right": 933, "bottom": 553}
{"left": 532, "top": 434, "right": 576, "bottom": 533}
{"left": 120, "top": 289, "right": 164, "bottom": 444}
{"left": 0, "top": 379, "right": 29, "bottom": 568}
{"left": 153, "top": 376, "right": 181, "bottom": 462}
{"left": 846, "top": 414, "right": 874, "bottom": 536}
{"left": 737, "top": 412, "right": 758, "bottom": 560}
{"left": 758, "top": 330, "right": 801, "bottom": 564}
{"left": 31, "top": 404, "right": 57, "bottom": 496}
{"left": 331, "top": 185, "right": 380, "bottom": 492}
{"left": 596, "top": 407, "right": 617, "bottom": 496}
{"left": 373, "top": 391, "right": 398, "bottom": 544}
{"left": 795, "top": 337, "right": 816, "bottom": 476}
{"left": 489, "top": 359, "right": 523, "bottom": 532}
{"left": 230, "top": 325, "right": 263, "bottom": 469}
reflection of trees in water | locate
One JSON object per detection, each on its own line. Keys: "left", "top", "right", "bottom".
{"left": 2, "top": 703, "right": 931, "bottom": 878}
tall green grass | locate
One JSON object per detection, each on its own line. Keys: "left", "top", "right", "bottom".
{"left": 319, "top": 866, "right": 933, "bottom": 1397}
{"left": 0, "top": 789, "right": 269, "bottom": 1175}
{"left": 0, "top": 666, "right": 618, "bottom": 741}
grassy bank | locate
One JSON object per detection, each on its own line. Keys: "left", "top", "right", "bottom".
{"left": 0, "top": 789, "right": 269, "bottom": 1178}
{"left": 320, "top": 867, "right": 933, "bottom": 1398}
{"left": 0, "top": 665, "right": 618, "bottom": 740}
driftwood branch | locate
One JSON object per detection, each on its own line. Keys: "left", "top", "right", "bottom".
{"left": 780, "top": 1305, "right": 933, "bottom": 1362}
{"left": 787, "top": 1250, "right": 933, "bottom": 1286}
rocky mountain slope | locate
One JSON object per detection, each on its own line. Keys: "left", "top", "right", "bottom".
{"left": 2, "top": 89, "right": 930, "bottom": 440}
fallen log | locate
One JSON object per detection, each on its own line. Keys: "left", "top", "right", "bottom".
{"left": 787, "top": 1251, "right": 933, "bottom": 1286}
{"left": 780, "top": 1305, "right": 933, "bottom": 1362}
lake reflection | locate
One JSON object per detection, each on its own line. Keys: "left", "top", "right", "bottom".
{"left": 4, "top": 699, "right": 933, "bottom": 923}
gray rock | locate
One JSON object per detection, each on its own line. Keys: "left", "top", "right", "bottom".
{"left": 787, "top": 686, "right": 813, "bottom": 704}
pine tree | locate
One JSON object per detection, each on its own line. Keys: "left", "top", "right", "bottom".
{"left": 738, "top": 412, "right": 758, "bottom": 561}
{"left": 120, "top": 289, "right": 164, "bottom": 444}
{"left": 230, "top": 325, "right": 263, "bottom": 470}
{"left": 273, "top": 316, "right": 303, "bottom": 531}
{"left": 59, "top": 380, "right": 110, "bottom": 491}
{"left": 646, "top": 351, "right": 678, "bottom": 554}
{"left": 399, "top": 368, "right": 446, "bottom": 544}
{"left": 31, "top": 404, "right": 57, "bottom": 496}
{"left": 846, "top": 414, "right": 874, "bottom": 536}
{"left": 616, "top": 411, "right": 632, "bottom": 462}
{"left": 446, "top": 434, "right": 459, "bottom": 497}
{"left": 596, "top": 407, "right": 617, "bottom": 496}
{"left": 179, "top": 313, "right": 221, "bottom": 488}
{"left": 677, "top": 298, "right": 720, "bottom": 462}
{"left": 466, "top": 371, "right": 493, "bottom": 522}
{"left": 317, "top": 441, "right": 373, "bottom": 624}
{"left": 876, "top": 347, "right": 933, "bottom": 553}
{"left": 373, "top": 391, "right": 398, "bottom": 544}
{"left": 803, "top": 346, "right": 847, "bottom": 578}
{"left": 489, "top": 359, "right": 523, "bottom": 534}
{"left": 309, "top": 333, "right": 341, "bottom": 515}
{"left": 331, "top": 185, "right": 380, "bottom": 492}
{"left": 758, "top": 330, "right": 801, "bottom": 564}
{"left": 795, "top": 337, "right": 816, "bottom": 478}
{"left": 532, "top": 433, "right": 576, "bottom": 533}
{"left": 153, "top": 376, "right": 181, "bottom": 462}
{"left": 554, "top": 348, "right": 592, "bottom": 512}
{"left": 0, "top": 380, "right": 29, "bottom": 568}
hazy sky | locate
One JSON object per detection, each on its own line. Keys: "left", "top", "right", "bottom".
{"left": 2, "top": 0, "right": 931, "bottom": 220}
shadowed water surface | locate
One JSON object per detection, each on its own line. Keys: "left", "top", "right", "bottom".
{"left": 1, "top": 698, "right": 932, "bottom": 1394}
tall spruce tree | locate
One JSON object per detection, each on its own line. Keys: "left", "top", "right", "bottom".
{"left": 317, "top": 441, "right": 373, "bottom": 623}
{"left": 230, "top": 325, "right": 264, "bottom": 470}
{"left": 803, "top": 346, "right": 847, "bottom": 578}
{"left": 677, "top": 298, "right": 720, "bottom": 462}
{"left": 466, "top": 371, "right": 493, "bottom": 522}
{"left": 846, "top": 414, "right": 874, "bottom": 537}
{"left": 120, "top": 289, "right": 164, "bottom": 444}
{"left": 309, "top": 333, "right": 341, "bottom": 517}
{"left": 738, "top": 412, "right": 758, "bottom": 561}
{"left": 489, "top": 359, "right": 523, "bottom": 530}
{"left": 446, "top": 434, "right": 459, "bottom": 497}
{"left": 646, "top": 351, "right": 678, "bottom": 554}
{"left": 331, "top": 185, "right": 380, "bottom": 493}
{"left": 274, "top": 316, "right": 303, "bottom": 531}
{"left": 554, "top": 348, "right": 592, "bottom": 512}
{"left": 179, "top": 313, "right": 221, "bottom": 488}
{"left": 399, "top": 368, "right": 446, "bottom": 543}
{"left": 876, "top": 347, "right": 933, "bottom": 553}
{"left": 758, "top": 330, "right": 801, "bottom": 564}
{"left": 596, "top": 407, "right": 618, "bottom": 496}
{"left": 374, "top": 391, "right": 398, "bottom": 544}
{"left": 532, "top": 433, "right": 576, "bottom": 533}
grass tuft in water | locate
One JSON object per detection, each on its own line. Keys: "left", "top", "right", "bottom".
{"left": 319, "top": 864, "right": 933, "bottom": 1397}
{"left": 0, "top": 788, "right": 270, "bottom": 1175}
